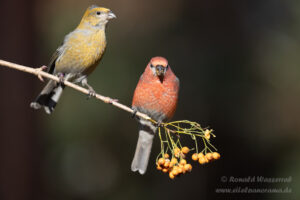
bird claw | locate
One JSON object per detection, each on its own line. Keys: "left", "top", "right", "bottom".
{"left": 36, "top": 65, "right": 47, "bottom": 82}
{"left": 87, "top": 89, "right": 96, "bottom": 99}
{"left": 57, "top": 73, "right": 65, "bottom": 85}
{"left": 132, "top": 109, "right": 137, "bottom": 118}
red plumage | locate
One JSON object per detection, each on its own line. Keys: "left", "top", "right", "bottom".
{"left": 132, "top": 56, "right": 179, "bottom": 121}
{"left": 131, "top": 57, "right": 179, "bottom": 174}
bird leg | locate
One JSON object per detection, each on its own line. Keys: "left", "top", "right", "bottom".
{"left": 87, "top": 88, "right": 96, "bottom": 99}
{"left": 131, "top": 108, "right": 138, "bottom": 118}
{"left": 57, "top": 73, "right": 65, "bottom": 86}
{"left": 81, "top": 78, "right": 96, "bottom": 99}
{"left": 36, "top": 65, "right": 48, "bottom": 82}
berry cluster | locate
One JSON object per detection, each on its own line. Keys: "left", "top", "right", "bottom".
{"left": 156, "top": 147, "right": 192, "bottom": 179}
{"left": 156, "top": 146, "right": 221, "bottom": 179}
{"left": 156, "top": 121, "right": 220, "bottom": 179}
{"left": 192, "top": 152, "right": 220, "bottom": 164}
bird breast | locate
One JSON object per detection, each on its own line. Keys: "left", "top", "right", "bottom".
{"left": 132, "top": 75, "right": 179, "bottom": 121}
{"left": 55, "top": 29, "right": 106, "bottom": 75}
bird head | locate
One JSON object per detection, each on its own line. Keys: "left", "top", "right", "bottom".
{"left": 78, "top": 5, "right": 116, "bottom": 28}
{"left": 149, "top": 57, "right": 169, "bottom": 83}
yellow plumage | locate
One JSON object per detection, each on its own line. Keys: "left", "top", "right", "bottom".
{"left": 55, "top": 29, "right": 106, "bottom": 76}
{"left": 53, "top": 5, "right": 115, "bottom": 81}
{"left": 30, "top": 5, "right": 116, "bottom": 114}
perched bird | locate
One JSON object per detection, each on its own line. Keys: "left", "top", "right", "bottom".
{"left": 131, "top": 57, "right": 180, "bottom": 174}
{"left": 30, "top": 5, "right": 116, "bottom": 114}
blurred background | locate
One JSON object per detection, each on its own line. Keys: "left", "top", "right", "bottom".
{"left": 0, "top": 0, "right": 299, "bottom": 199}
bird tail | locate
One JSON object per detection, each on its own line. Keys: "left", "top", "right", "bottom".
{"left": 30, "top": 80, "right": 64, "bottom": 114}
{"left": 131, "top": 122, "right": 156, "bottom": 174}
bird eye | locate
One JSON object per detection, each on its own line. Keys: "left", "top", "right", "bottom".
{"left": 166, "top": 65, "right": 169, "bottom": 68}
{"left": 150, "top": 64, "right": 154, "bottom": 68}
{"left": 96, "top": 11, "right": 101, "bottom": 15}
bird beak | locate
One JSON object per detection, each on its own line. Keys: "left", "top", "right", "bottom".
{"left": 155, "top": 65, "right": 165, "bottom": 82}
{"left": 108, "top": 11, "right": 116, "bottom": 19}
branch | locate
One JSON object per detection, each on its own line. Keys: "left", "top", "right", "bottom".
{"left": 0, "top": 59, "right": 221, "bottom": 179}
{"left": 0, "top": 59, "right": 152, "bottom": 121}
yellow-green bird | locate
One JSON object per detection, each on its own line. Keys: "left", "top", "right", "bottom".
{"left": 31, "top": 5, "right": 116, "bottom": 114}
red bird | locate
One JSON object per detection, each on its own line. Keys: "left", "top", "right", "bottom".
{"left": 131, "top": 57, "right": 179, "bottom": 174}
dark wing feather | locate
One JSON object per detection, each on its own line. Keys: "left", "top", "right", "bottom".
{"left": 47, "top": 45, "right": 64, "bottom": 74}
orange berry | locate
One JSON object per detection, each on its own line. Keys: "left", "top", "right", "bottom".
{"left": 181, "top": 165, "right": 186, "bottom": 174}
{"left": 205, "top": 153, "right": 213, "bottom": 161}
{"left": 188, "top": 164, "right": 193, "bottom": 172}
{"left": 162, "top": 168, "right": 168, "bottom": 173}
{"left": 212, "top": 152, "right": 221, "bottom": 160}
{"left": 184, "top": 164, "right": 192, "bottom": 172}
{"left": 172, "top": 169, "right": 179, "bottom": 176}
{"left": 171, "top": 157, "right": 178, "bottom": 164}
{"left": 169, "top": 172, "right": 175, "bottom": 179}
{"left": 169, "top": 162, "right": 174, "bottom": 168}
{"left": 181, "top": 146, "right": 190, "bottom": 154}
{"left": 164, "top": 153, "right": 170, "bottom": 159}
{"left": 198, "top": 152, "right": 204, "bottom": 159}
{"left": 164, "top": 159, "right": 170, "bottom": 168}
{"left": 180, "top": 159, "right": 187, "bottom": 165}
{"left": 177, "top": 166, "right": 183, "bottom": 174}
{"left": 158, "top": 158, "right": 165, "bottom": 166}
{"left": 183, "top": 164, "right": 189, "bottom": 171}
{"left": 204, "top": 156, "right": 209, "bottom": 163}
{"left": 204, "top": 129, "right": 211, "bottom": 140}
{"left": 156, "top": 164, "right": 162, "bottom": 170}
{"left": 198, "top": 156, "right": 206, "bottom": 164}
{"left": 192, "top": 153, "right": 198, "bottom": 161}
{"left": 174, "top": 148, "right": 180, "bottom": 157}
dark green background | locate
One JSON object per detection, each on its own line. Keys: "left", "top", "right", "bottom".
{"left": 0, "top": 0, "right": 299, "bottom": 199}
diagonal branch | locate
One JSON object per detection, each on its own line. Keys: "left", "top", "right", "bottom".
{"left": 0, "top": 59, "right": 152, "bottom": 121}
{"left": 0, "top": 59, "right": 220, "bottom": 178}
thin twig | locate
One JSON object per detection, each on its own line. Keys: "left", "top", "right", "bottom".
{"left": 0, "top": 59, "right": 151, "bottom": 121}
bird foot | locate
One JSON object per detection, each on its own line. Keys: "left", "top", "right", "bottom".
{"left": 87, "top": 89, "right": 97, "bottom": 99}
{"left": 57, "top": 73, "right": 65, "bottom": 85}
{"left": 36, "top": 65, "right": 47, "bottom": 82}
{"left": 131, "top": 109, "right": 137, "bottom": 118}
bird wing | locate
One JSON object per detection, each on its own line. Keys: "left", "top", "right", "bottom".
{"left": 47, "top": 48, "right": 60, "bottom": 74}
{"left": 47, "top": 38, "right": 69, "bottom": 75}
